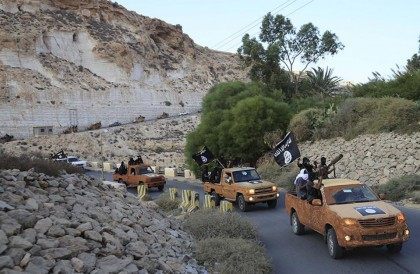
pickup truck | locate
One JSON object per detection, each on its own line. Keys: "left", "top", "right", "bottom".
{"left": 54, "top": 156, "right": 87, "bottom": 168}
{"left": 203, "top": 167, "right": 279, "bottom": 212}
{"left": 112, "top": 164, "right": 166, "bottom": 191}
{"left": 285, "top": 178, "right": 410, "bottom": 259}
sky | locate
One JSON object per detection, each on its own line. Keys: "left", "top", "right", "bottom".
{"left": 117, "top": 0, "right": 420, "bottom": 83}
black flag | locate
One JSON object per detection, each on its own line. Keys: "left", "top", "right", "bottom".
{"left": 273, "top": 132, "right": 300, "bottom": 167}
{"left": 192, "top": 146, "right": 215, "bottom": 166}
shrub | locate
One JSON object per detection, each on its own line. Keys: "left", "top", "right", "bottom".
{"left": 352, "top": 70, "right": 420, "bottom": 101}
{"left": 288, "top": 108, "right": 325, "bottom": 141}
{"left": 374, "top": 174, "right": 420, "bottom": 201}
{"left": 289, "top": 94, "right": 347, "bottom": 114}
{"left": 0, "top": 153, "right": 83, "bottom": 176}
{"left": 156, "top": 193, "right": 180, "bottom": 212}
{"left": 325, "top": 97, "right": 419, "bottom": 139}
{"left": 257, "top": 159, "right": 298, "bottom": 190}
{"left": 195, "top": 237, "right": 272, "bottom": 274}
{"left": 184, "top": 209, "right": 256, "bottom": 240}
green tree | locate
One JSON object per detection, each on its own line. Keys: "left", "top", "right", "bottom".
{"left": 238, "top": 13, "right": 344, "bottom": 98}
{"left": 306, "top": 67, "right": 342, "bottom": 96}
{"left": 185, "top": 82, "right": 291, "bottom": 174}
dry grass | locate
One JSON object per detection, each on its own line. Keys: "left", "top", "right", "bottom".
{"left": 196, "top": 237, "right": 272, "bottom": 274}
{"left": 373, "top": 174, "right": 420, "bottom": 201}
{"left": 184, "top": 209, "right": 257, "bottom": 240}
{"left": 0, "top": 152, "right": 82, "bottom": 176}
{"left": 156, "top": 193, "right": 180, "bottom": 212}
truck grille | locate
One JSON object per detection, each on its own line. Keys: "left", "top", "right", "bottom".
{"left": 255, "top": 187, "right": 273, "bottom": 194}
{"left": 362, "top": 233, "right": 397, "bottom": 241}
{"left": 151, "top": 177, "right": 162, "bottom": 182}
{"left": 358, "top": 217, "right": 396, "bottom": 228}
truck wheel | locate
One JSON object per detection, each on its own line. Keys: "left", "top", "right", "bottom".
{"left": 237, "top": 195, "right": 250, "bottom": 212}
{"left": 327, "top": 228, "right": 344, "bottom": 259}
{"left": 386, "top": 243, "right": 403, "bottom": 254}
{"left": 158, "top": 185, "right": 164, "bottom": 192}
{"left": 267, "top": 199, "right": 277, "bottom": 209}
{"left": 291, "top": 212, "right": 305, "bottom": 235}
{"left": 211, "top": 191, "right": 221, "bottom": 206}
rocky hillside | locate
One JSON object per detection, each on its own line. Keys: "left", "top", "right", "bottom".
{"left": 0, "top": 114, "right": 200, "bottom": 168}
{"left": 0, "top": 169, "right": 205, "bottom": 273}
{"left": 0, "top": 0, "right": 246, "bottom": 139}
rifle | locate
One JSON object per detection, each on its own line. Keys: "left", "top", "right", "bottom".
{"left": 327, "top": 154, "right": 343, "bottom": 178}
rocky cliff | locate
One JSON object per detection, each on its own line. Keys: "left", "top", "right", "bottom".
{"left": 0, "top": 0, "right": 246, "bottom": 138}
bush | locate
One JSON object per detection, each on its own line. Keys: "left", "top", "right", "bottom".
{"left": 185, "top": 82, "right": 291, "bottom": 174}
{"left": 257, "top": 159, "right": 298, "bottom": 190}
{"left": 0, "top": 153, "right": 83, "bottom": 177}
{"left": 288, "top": 108, "right": 325, "bottom": 141}
{"left": 290, "top": 97, "right": 420, "bottom": 141}
{"left": 195, "top": 237, "right": 272, "bottom": 274}
{"left": 374, "top": 174, "right": 420, "bottom": 201}
{"left": 156, "top": 193, "right": 180, "bottom": 212}
{"left": 184, "top": 209, "right": 256, "bottom": 240}
{"left": 352, "top": 70, "right": 420, "bottom": 101}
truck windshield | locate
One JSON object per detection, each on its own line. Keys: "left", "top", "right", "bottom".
{"left": 233, "top": 169, "right": 261, "bottom": 183}
{"left": 139, "top": 166, "right": 154, "bottom": 174}
{"left": 329, "top": 185, "right": 379, "bottom": 205}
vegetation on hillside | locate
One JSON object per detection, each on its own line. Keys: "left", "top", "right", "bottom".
{"left": 373, "top": 174, "right": 420, "bottom": 203}
{"left": 184, "top": 210, "right": 272, "bottom": 274}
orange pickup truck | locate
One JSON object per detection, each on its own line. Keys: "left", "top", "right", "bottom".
{"left": 203, "top": 167, "right": 279, "bottom": 212}
{"left": 285, "top": 179, "right": 410, "bottom": 259}
{"left": 112, "top": 164, "right": 166, "bottom": 191}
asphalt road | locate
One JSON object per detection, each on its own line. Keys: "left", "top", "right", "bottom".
{"left": 86, "top": 171, "right": 420, "bottom": 274}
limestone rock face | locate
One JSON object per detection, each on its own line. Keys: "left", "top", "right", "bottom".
{"left": 0, "top": 0, "right": 246, "bottom": 138}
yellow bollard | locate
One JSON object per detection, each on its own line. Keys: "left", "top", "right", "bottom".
{"left": 169, "top": 188, "right": 178, "bottom": 200}
{"left": 179, "top": 190, "right": 192, "bottom": 211}
{"left": 137, "top": 184, "right": 147, "bottom": 201}
{"left": 187, "top": 191, "right": 200, "bottom": 213}
{"left": 220, "top": 200, "right": 233, "bottom": 212}
{"left": 204, "top": 194, "right": 215, "bottom": 209}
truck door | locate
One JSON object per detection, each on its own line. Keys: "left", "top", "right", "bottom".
{"left": 221, "top": 172, "right": 235, "bottom": 200}
{"left": 308, "top": 191, "right": 326, "bottom": 233}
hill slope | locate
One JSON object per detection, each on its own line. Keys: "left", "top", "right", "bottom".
{"left": 0, "top": 0, "right": 245, "bottom": 138}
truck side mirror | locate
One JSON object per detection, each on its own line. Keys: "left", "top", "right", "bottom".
{"left": 311, "top": 199, "right": 322, "bottom": 206}
{"left": 379, "top": 193, "right": 386, "bottom": 200}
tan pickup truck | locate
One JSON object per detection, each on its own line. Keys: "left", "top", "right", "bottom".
{"left": 285, "top": 179, "right": 410, "bottom": 259}
{"left": 112, "top": 164, "right": 166, "bottom": 191}
{"left": 203, "top": 167, "right": 279, "bottom": 211}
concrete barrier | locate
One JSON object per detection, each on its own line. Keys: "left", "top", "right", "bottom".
{"left": 103, "top": 162, "right": 113, "bottom": 171}
{"left": 187, "top": 191, "right": 199, "bottom": 212}
{"left": 90, "top": 162, "right": 99, "bottom": 169}
{"left": 204, "top": 194, "right": 215, "bottom": 209}
{"left": 179, "top": 189, "right": 192, "bottom": 212}
{"left": 220, "top": 200, "right": 233, "bottom": 212}
{"left": 164, "top": 167, "right": 176, "bottom": 177}
{"left": 137, "top": 184, "right": 148, "bottom": 201}
{"left": 169, "top": 188, "right": 178, "bottom": 200}
{"left": 184, "top": 169, "right": 192, "bottom": 178}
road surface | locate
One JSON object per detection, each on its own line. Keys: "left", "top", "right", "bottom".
{"left": 86, "top": 171, "right": 420, "bottom": 274}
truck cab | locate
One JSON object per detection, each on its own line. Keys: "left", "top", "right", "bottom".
{"left": 285, "top": 179, "right": 410, "bottom": 259}
{"left": 112, "top": 164, "right": 166, "bottom": 191}
{"left": 203, "top": 167, "right": 279, "bottom": 211}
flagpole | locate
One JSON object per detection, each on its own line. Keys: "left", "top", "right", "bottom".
{"left": 216, "top": 158, "right": 225, "bottom": 169}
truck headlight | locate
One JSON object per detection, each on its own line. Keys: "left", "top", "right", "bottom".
{"left": 249, "top": 189, "right": 255, "bottom": 195}
{"left": 272, "top": 186, "right": 277, "bottom": 191}
{"left": 343, "top": 218, "right": 358, "bottom": 226}
{"left": 396, "top": 213, "right": 405, "bottom": 224}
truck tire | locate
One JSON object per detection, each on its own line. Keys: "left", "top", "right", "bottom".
{"left": 327, "top": 228, "right": 344, "bottom": 259}
{"left": 386, "top": 243, "right": 403, "bottom": 254}
{"left": 291, "top": 212, "right": 305, "bottom": 235}
{"left": 211, "top": 191, "right": 221, "bottom": 206}
{"left": 267, "top": 199, "right": 277, "bottom": 209}
{"left": 237, "top": 195, "right": 250, "bottom": 212}
{"left": 158, "top": 185, "right": 164, "bottom": 192}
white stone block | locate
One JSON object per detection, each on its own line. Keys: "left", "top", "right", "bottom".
{"left": 103, "top": 162, "right": 112, "bottom": 171}
{"left": 164, "top": 167, "right": 176, "bottom": 177}
{"left": 184, "top": 169, "right": 191, "bottom": 178}
{"left": 151, "top": 166, "right": 157, "bottom": 173}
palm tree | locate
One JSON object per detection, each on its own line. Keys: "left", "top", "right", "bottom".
{"left": 306, "top": 67, "right": 342, "bottom": 95}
